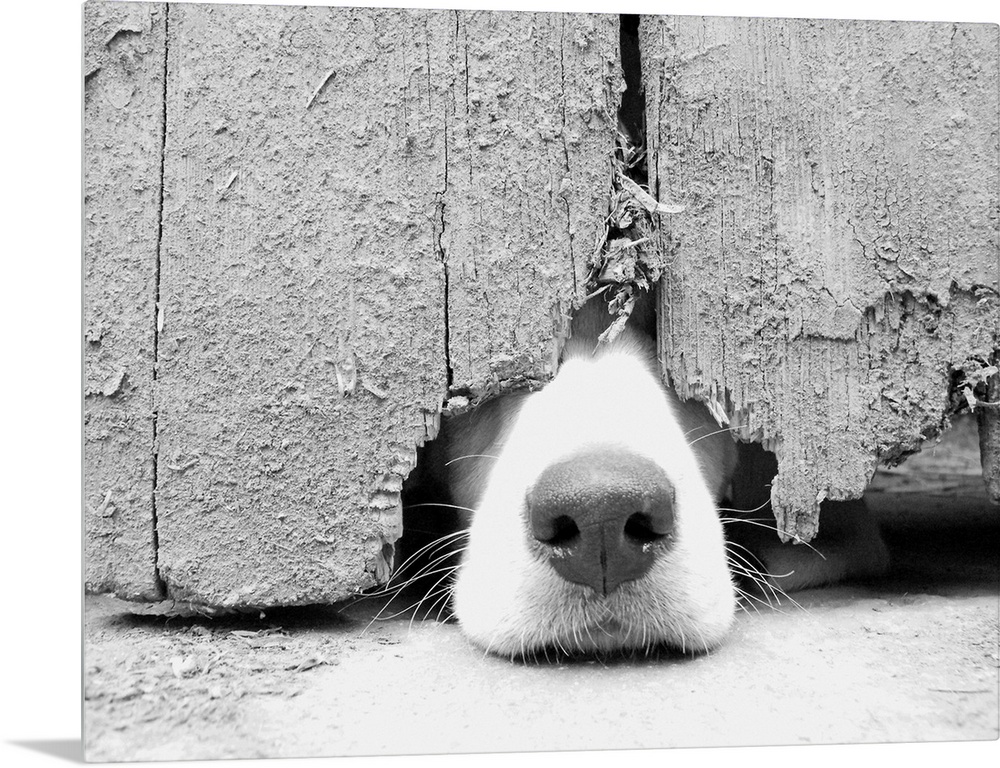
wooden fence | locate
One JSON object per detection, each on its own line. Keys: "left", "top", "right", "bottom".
{"left": 85, "top": 1, "right": 997, "bottom": 606}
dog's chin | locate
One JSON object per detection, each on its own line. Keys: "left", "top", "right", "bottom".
{"left": 452, "top": 523, "right": 737, "bottom": 660}
{"left": 453, "top": 584, "right": 737, "bottom": 661}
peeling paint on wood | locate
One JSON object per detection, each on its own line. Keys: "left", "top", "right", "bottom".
{"left": 442, "top": 12, "right": 620, "bottom": 395}
{"left": 643, "top": 16, "right": 999, "bottom": 538}
{"left": 84, "top": 1, "right": 167, "bottom": 600}
{"left": 145, "top": 4, "right": 616, "bottom": 607}
{"left": 153, "top": 4, "right": 450, "bottom": 606}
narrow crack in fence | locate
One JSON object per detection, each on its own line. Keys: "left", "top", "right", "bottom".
{"left": 557, "top": 16, "right": 578, "bottom": 297}
{"left": 150, "top": 4, "right": 170, "bottom": 598}
{"left": 588, "top": 14, "right": 686, "bottom": 345}
{"left": 438, "top": 102, "right": 453, "bottom": 392}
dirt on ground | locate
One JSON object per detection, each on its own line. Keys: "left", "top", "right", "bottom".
{"left": 84, "top": 597, "right": 386, "bottom": 760}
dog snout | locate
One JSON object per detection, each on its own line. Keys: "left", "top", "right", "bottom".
{"left": 527, "top": 449, "right": 675, "bottom": 596}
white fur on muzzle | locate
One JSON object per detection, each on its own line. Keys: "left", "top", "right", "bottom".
{"left": 450, "top": 342, "right": 736, "bottom": 659}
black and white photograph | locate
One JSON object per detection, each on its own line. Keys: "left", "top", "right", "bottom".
{"left": 4, "top": 0, "right": 1000, "bottom": 764}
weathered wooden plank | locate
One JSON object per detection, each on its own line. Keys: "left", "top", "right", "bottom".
{"left": 84, "top": 1, "right": 167, "bottom": 600}
{"left": 155, "top": 4, "right": 452, "bottom": 606}
{"left": 443, "top": 12, "right": 621, "bottom": 394}
{"left": 643, "top": 17, "right": 999, "bottom": 538}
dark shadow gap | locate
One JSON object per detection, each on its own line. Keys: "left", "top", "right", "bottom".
{"left": 619, "top": 13, "right": 645, "bottom": 174}
{"left": 150, "top": 4, "right": 171, "bottom": 599}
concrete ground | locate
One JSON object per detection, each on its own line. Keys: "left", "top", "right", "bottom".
{"left": 83, "top": 419, "right": 999, "bottom": 761}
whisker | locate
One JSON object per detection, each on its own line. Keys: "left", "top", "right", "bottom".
{"left": 685, "top": 425, "right": 745, "bottom": 445}
{"left": 404, "top": 501, "right": 479, "bottom": 514}
{"left": 732, "top": 586, "right": 763, "bottom": 616}
{"left": 726, "top": 549, "right": 810, "bottom": 615}
{"left": 723, "top": 539, "right": 759, "bottom": 557}
{"left": 444, "top": 454, "right": 499, "bottom": 466}
{"left": 398, "top": 527, "right": 469, "bottom": 562}
{"left": 728, "top": 552, "right": 794, "bottom": 579}
{"left": 725, "top": 549, "right": 786, "bottom": 608}
{"left": 349, "top": 563, "right": 464, "bottom": 617}
{"left": 408, "top": 580, "right": 451, "bottom": 631}
{"left": 716, "top": 498, "right": 772, "bottom": 517}
{"left": 721, "top": 517, "right": 827, "bottom": 559}
{"left": 731, "top": 577, "right": 786, "bottom": 613}
{"left": 433, "top": 586, "right": 455, "bottom": 623}
{"left": 367, "top": 566, "right": 464, "bottom": 628}
{"left": 394, "top": 545, "right": 467, "bottom": 589}
{"left": 352, "top": 532, "right": 468, "bottom": 601}
{"left": 725, "top": 549, "right": 796, "bottom": 608}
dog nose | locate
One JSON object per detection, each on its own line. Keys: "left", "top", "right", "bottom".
{"left": 527, "top": 449, "right": 675, "bottom": 596}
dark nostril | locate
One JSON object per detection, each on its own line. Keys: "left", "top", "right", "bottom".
{"left": 623, "top": 512, "right": 668, "bottom": 544}
{"left": 545, "top": 515, "right": 580, "bottom": 547}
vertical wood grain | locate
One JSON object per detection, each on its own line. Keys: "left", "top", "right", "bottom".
{"left": 644, "top": 17, "right": 999, "bottom": 537}
{"left": 84, "top": 1, "right": 167, "bottom": 600}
